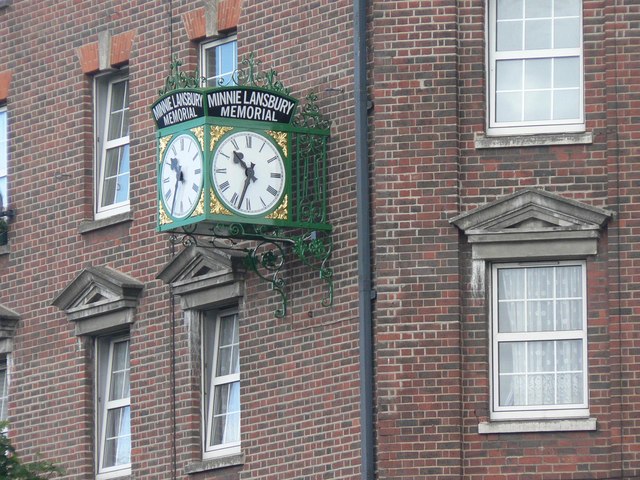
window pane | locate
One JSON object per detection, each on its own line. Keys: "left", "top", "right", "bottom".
{"left": 556, "top": 265, "right": 582, "bottom": 297}
{"left": 107, "top": 80, "right": 129, "bottom": 141}
{"left": 216, "top": 314, "right": 239, "bottom": 377}
{"left": 527, "top": 374, "right": 555, "bottom": 405}
{"left": 524, "top": 90, "right": 551, "bottom": 121}
{"left": 555, "top": 0, "right": 580, "bottom": 17}
{"left": 203, "top": 39, "right": 237, "bottom": 87}
{"left": 101, "top": 146, "right": 130, "bottom": 208}
{"left": 527, "top": 300, "right": 554, "bottom": 331}
{"left": 498, "top": 268, "right": 524, "bottom": 299}
{"left": 109, "top": 340, "right": 130, "bottom": 401}
{"left": 554, "top": 57, "right": 580, "bottom": 88}
{"left": 527, "top": 341, "right": 554, "bottom": 372}
{"left": 525, "top": 19, "right": 552, "bottom": 50}
{"left": 557, "top": 299, "right": 582, "bottom": 330}
{"left": 554, "top": 18, "right": 580, "bottom": 48}
{"left": 553, "top": 89, "right": 580, "bottom": 120}
{"left": 498, "top": 301, "right": 525, "bottom": 332}
{"left": 499, "top": 374, "right": 526, "bottom": 406}
{"left": 0, "top": 177, "right": 6, "bottom": 211}
{"left": 525, "top": 0, "right": 551, "bottom": 18}
{"left": 497, "top": 21, "right": 523, "bottom": 51}
{"left": 211, "top": 381, "right": 241, "bottom": 445}
{"left": 0, "top": 109, "right": 6, "bottom": 209}
{"left": 524, "top": 58, "right": 551, "bottom": 89}
{"left": 103, "top": 406, "right": 131, "bottom": 468}
{"left": 496, "top": 60, "right": 523, "bottom": 91}
{"left": 527, "top": 267, "right": 553, "bottom": 299}
{"left": 497, "top": 0, "right": 522, "bottom": 20}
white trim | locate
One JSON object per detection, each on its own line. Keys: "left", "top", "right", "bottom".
{"left": 490, "top": 261, "right": 589, "bottom": 421}
{"left": 200, "top": 35, "right": 238, "bottom": 87}
{"left": 486, "top": 0, "right": 584, "bottom": 136}
{"left": 94, "top": 73, "right": 130, "bottom": 220}
{"left": 0, "top": 106, "right": 7, "bottom": 210}
{"left": 202, "top": 308, "right": 241, "bottom": 459}
{"left": 97, "top": 336, "right": 131, "bottom": 479}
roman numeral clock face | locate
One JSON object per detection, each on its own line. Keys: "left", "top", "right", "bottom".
{"left": 160, "top": 133, "right": 204, "bottom": 220}
{"left": 212, "top": 131, "right": 286, "bottom": 217}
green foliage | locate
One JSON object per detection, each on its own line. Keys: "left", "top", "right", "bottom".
{"left": 0, "top": 422, "right": 62, "bottom": 479}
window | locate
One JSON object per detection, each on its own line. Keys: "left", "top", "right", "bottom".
{"left": 203, "top": 309, "right": 240, "bottom": 458}
{"left": 491, "top": 262, "right": 588, "bottom": 421}
{"left": 97, "top": 336, "right": 131, "bottom": 478}
{"left": 95, "top": 74, "right": 130, "bottom": 219}
{"left": 488, "top": 0, "right": 584, "bottom": 135}
{"left": 0, "top": 360, "right": 7, "bottom": 423}
{"left": 0, "top": 106, "right": 7, "bottom": 210}
{"left": 200, "top": 36, "right": 237, "bottom": 87}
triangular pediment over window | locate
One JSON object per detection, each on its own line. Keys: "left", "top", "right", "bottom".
{"left": 158, "top": 247, "right": 245, "bottom": 310}
{"left": 0, "top": 304, "right": 19, "bottom": 354}
{"left": 52, "top": 266, "right": 144, "bottom": 336}
{"left": 450, "top": 189, "right": 613, "bottom": 260}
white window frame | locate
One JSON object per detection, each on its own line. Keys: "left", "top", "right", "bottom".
{"left": 202, "top": 308, "right": 241, "bottom": 459}
{"left": 0, "top": 106, "right": 7, "bottom": 210}
{"left": 94, "top": 73, "right": 130, "bottom": 220}
{"left": 487, "top": 0, "right": 585, "bottom": 136}
{"left": 200, "top": 35, "right": 238, "bottom": 87}
{"left": 0, "top": 357, "right": 8, "bottom": 424}
{"left": 96, "top": 336, "right": 131, "bottom": 479}
{"left": 490, "top": 261, "right": 589, "bottom": 421}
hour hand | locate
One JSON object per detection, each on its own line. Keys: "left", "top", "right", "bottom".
{"left": 233, "top": 151, "right": 257, "bottom": 181}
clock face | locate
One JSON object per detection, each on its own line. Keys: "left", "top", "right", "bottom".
{"left": 160, "top": 133, "right": 204, "bottom": 220}
{"left": 211, "top": 130, "right": 286, "bottom": 216}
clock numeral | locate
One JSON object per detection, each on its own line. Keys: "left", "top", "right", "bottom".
{"left": 231, "top": 192, "right": 239, "bottom": 206}
{"left": 180, "top": 200, "right": 184, "bottom": 213}
{"left": 220, "top": 151, "right": 230, "bottom": 159}
{"left": 192, "top": 183, "right": 200, "bottom": 193}
{"left": 215, "top": 168, "right": 227, "bottom": 174}
{"left": 163, "top": 177, "right": 170, "bottom": 183}
{"left": 259, "top": 141, "right": 266, "bottom": 152}
{"left": 267, "top": 156, "right": 278, "bottom": 164}
{"left": 192, "top": 152, "right": 199, "bottom": 162}
{"left": 219, "top": 180, "right": 230, "bottom": 192}
{"left": 270, "top": 172, "right": 282, "bottom": 179}
{"left": 245, "top": 198, "right": 251, "bottom": 211}
{"left": 194, "top": 168, "right": 201, "bottom": 175}
{"left": 267, "top": 185, "right": 278, "bottom": 196}
{"left": 245, "top": 135, "right": 252, "bottom": 148}
{"left": 260, "top": 196, "right": 266, "bottom": 207}
{"left": 231, "top": 138, "right": 240, "bottom": 150}
{"left": 180, "top": 138, "right": 184, "bottom": 151}
{"left": 171, "top": 146, "right": 177, "bottom": 156}
{"left": 164, "top": 189, "right": 172, "bottom": 200}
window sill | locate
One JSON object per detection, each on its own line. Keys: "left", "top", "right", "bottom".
{"left": 186, "top": 453, "right": 244, "bottom": 475}
{"left": 475, "top": 132, "right": 593, "bottom": 149}
{"left": 479, "top": 417, "right": 596, "bottom": 434}
{"left": 0, "top": 244, "right": 8, "bottom": 255}
{"left": 79, "top": 211, "right": 133, "bottom": 234}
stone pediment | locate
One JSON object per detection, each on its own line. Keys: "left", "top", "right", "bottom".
{"left": 52, "top": 266, "right": 144, "bottom": 335}
{"left": 450, "top": 189, "right": 613, "bottom": 260}
{"left": 157, "top": 246, "right": 245, "bottom": 310}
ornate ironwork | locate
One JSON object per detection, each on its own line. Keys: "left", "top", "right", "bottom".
{"left": 235, "top": 53, "right": 291, "bottom": 95}
{"left": 159, "top": 56, "right": 202, "bottom": 96}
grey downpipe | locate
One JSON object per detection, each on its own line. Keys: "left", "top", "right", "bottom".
{"left": 354, "top": 0, "right": 374, "bottom": 478}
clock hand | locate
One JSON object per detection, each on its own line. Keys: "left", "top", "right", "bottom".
{"left": 233, "top": 151, "right": 257, "bottom": 181}
{"left": 170, "top": 161, "right": 182, "bottom": 214}
{"left": 237, "top": 162, "right": 256, "bottom": 209}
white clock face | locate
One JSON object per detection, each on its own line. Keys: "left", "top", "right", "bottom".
{"left": 160, "top": 133, "right": 204, "bottom": 219}
{"left": 211, "top": 131, "right": 286, "bottom": 216}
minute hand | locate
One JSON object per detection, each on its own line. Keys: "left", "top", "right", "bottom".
{"left": 237, "top": 162, "right": 256, "bottom": 209}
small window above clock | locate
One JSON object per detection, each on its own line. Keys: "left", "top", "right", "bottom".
{"left": 200, "top": 36, "right": 237, "bottom": 87}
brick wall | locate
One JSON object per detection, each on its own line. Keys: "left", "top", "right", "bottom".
{"left": 0, "top": 0, "right": 637, "bottom": 479}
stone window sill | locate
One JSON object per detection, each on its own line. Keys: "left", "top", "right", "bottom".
{"left": 186, "top": 453, "right": 244, "bottom": 475}
{"left": 79, "top": 211, "right": 133, "bottom": 234}
{"left": 479, "top": 417, "right": 596, "bottom": 434}
{"left": 475, "top": 132, "right": 593, "bottom": 149}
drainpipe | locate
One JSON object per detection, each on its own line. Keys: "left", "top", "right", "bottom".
{"left": 354, "top": 0, "right": 374, "bottom": 478}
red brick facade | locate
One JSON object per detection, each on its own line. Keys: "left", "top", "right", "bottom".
{"left": 0, "top": 0, "right": 638, "bottom": 479}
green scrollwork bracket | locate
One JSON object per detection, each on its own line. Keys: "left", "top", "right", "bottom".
{"left": 293, "top": 232, "right": 334, "bottom": 308}
{"left": 244, "top": 239, "right": 288, "bottom": 318}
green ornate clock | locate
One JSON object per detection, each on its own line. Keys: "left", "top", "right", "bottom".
{"left": 211, "top": 130, "right": 286, "bottom": 218}
{"left": 151, "top": 55, "right": 333, "bottom": 317}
